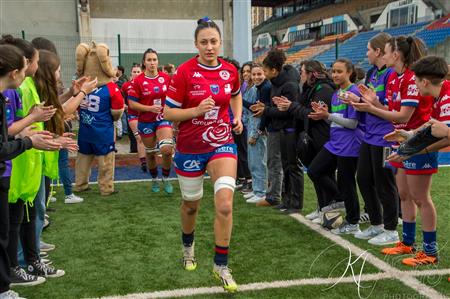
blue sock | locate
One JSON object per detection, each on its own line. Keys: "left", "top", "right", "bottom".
{"left": 423, "top": 231, "right": 438, "bottom": 256}
{"left": 402, "top": 221, "right": 416, "bottom": 246}
{"left": 182, "top": 231, "right": 194, "bottom": 247}
{"left": 214, "top": 245, "right": 229, "bottom": 266}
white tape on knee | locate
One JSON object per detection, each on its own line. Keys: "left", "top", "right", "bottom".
{"left": 178, "top": 175, "right": 204, "bottom": 201}
{"left": 214, "top": 176, "right": 236, "bottom": 194}
{"left": 158, "top": 138, "right": 173, "bottom": 148}
{"left": 145, "top": 146, "right": 159, "bottom": 154}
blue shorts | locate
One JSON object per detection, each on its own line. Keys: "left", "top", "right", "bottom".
{"left": 128, "top": 114, "right": 138, "bottom": 122}
{"left": 138, "top": 120, "right": 172, "bottom": 138}
{"left": 174, "top": 144, "right": 237, "bottom": 177}
{"left": 78, "top": 140, "right": 115, "bottom": 156}
{"left": 391, "top": 152, "right": 438, "bottom": 175}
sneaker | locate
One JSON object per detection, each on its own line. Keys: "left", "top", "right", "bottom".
{"left": 0, "top": 290, "right": 26, "bottom": 299}
{"left": 331, "top": 221, "right": 361, "bottom": 235}
{"left": 312, "top": 212, "right": 323, "bottom": 224}
{"left": 141, "top": 163, "right": 148, "bottom": 173}
{"left": 381, "top": 242, "right": 415, "bottom": 255}
{"left": 43, "top": 218, "right": 50, "bottom": 230}
{"left": 273, "top": 203, "right": 289, "bottom": 211}
{"left": 151, "top": 179, "right": 160, "bottom": 193}
{"left": 398, "top": 217, "right": 403, "bottom": 226}
{"left": 305, "top": 209, "right": 320, "bottom": 221}
{"left": 9, "top": 266, "right": 46, "bottom": 287}
{"left": 359, "top": 212, "right": 370, "bottom": 224}
{"left": 213, "top": 264, "right": 238, "bottom": 293}
{"left": 27, "top": 260, "right": 65, "bottom": 278}
{"left": 281, "top": 208, "right": 301, "bottom": 215}
{"left": 40, "top": 241, "right": 55, "bottom": 252}
{"left": 402, "top": 251, "right": 437, "bottom": 267}
{"left": 162, "top": 179, "right": 173, "bottom": 194}
{"left": 322, "top": 201, "right": 346, "bottom": 213}
{"left": 48, "top": 196, "right": 57, "bottom": 203}
{"left": 368, "top": 230, "right": 399, "bottom": 246}
{"left": 182, "top": 243, "right": 197, "bottom": 271}
{"left": 235, "top": 179, "right": 245, "bottom": 191}
{"left": 240, "top": 182, "right": 252, "bottom": 194}
{"left": 64, "top": 193, "right": 84, "bottom": 204}
{"left": 41, "top": 258, "right": 52, "bottom": 265}
{"left": 246, "top": 194, "right": 265, "bottom": 203}
{"left": 39, "top": 252, "right": 48, "bottom": 259}
{"left": 256, "top": 199, "right": 273, "bottom": 207}
{"left": 354, "top": 225, "right": 384, "bottom": 240}
{"left": 243, "top": 192, "right": 255, "bottom": 199}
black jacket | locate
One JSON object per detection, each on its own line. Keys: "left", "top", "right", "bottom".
{"left": 0, "top": 92, "right": 33, "bottom": 176}
{"left": 288, "top": 78, "right": 336, "bottom": 148}
{"left": 261, "top": 65, "right": 300, "bottom": 132}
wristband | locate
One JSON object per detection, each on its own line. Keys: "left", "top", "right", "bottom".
{"left": 79, "top": 90, "right": 87, "bottom": 97}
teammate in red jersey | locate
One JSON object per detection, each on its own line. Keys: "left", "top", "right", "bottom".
{"left": 121, "top": 64, "right": 147, "bottom": 172}
{"left": 164, "top": 17, "right": 242, "bottom": 292}
{"left": 128, "top": 49, "right": 174, "bottom": 194}
{"left": 353, "top": 36, "right": 438, "bottom": 266}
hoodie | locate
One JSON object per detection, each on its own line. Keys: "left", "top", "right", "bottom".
{"left": 260, "top": 65, "right": 300, "bottom": 132}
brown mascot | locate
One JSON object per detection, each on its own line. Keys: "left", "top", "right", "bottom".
{"left": 74, "top": 41, "right": 124, "bottom": 195}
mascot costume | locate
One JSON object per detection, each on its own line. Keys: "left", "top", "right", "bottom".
{"left": 74, "top": 41, "right": 124, "bottom": 195}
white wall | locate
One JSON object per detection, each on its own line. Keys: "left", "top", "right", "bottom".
{"left": 91, "top": 18, "right": 224, "bottom": 54}
{"left": 373, "top": 0, "right": 435, "bottom": 30}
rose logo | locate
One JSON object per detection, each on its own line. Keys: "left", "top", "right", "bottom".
{"left": 202, "top": 123, "right": 230, "bottom": 147}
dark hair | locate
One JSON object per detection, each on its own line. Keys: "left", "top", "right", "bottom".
{"left": 411, "top": 56, "right": 449, "bottom": 85}
{"left": 163, "top": 63, "right": 175, "bottom": 74}
{"left": 387, "top": 35, "right": 426, "bottom": 68}
{"left": 34, "top": 50, "right": 64, "bottom": 135}
{"left": 240, "top": 61, "right": 252, "bottom": 79}
{"left": 369, "top": 32, "right": 391, "bottom": 55}
{"left": 195, "top": 17, "right": 221, "bottom": 40}
{"left": 31, "top": 37, "right": 57, "bottom": 54}
{"left": 355, "top": 67, "right": 366, "bottom": 81}
{"left": 0, "top": 44, "right": 25, "bottom": 77}
{"left": 302, "top": 59, "right": 330, "bottom": 85}
{"left": 222, "top": 57, "right": 240, "bottom": 72}
{"left": 0, "top": 34, "right": 36, "bottom": 60}
{"left": 262, "top": 49, "right": 286, "bottom": 72}
{"left": 117, "top": 65, "right": 125, "bottom": 73}
{"left": 141, "top": 48, "right": 158, "bottom": 66}
{"left": 251, "top": 62, "right": 263, "bottom": 69}
{"left": 334, "top": 58, "right": 357, "bottom": 83}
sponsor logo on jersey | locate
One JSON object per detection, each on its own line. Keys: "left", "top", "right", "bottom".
{"left": 193, "top": 72, "right": 203, "bottom": 78}
{"left": 183, "top": 159, "right": 201, "bottom": 170}
{"left": 142, "top": 127, "right": 154, "bottom": 135}
{"left": 403, "top": 161, "right": 417, "bottom": 169}
{"left": 210, "top": 84, "right": 220, "bottom": 95}
{"left": 215, "top": 145, "right": 234, "bottom": 154}
{"left": 158, "top": 77, "right": 164, "bottom": 84}
{"left": 143, "top": 81, "right": 149, "bottom": 85}
{"left": 224, "top": 84, "right": 231, "bottom": 94}
{"left": 440, "top": 102, "right": 450, "bottom": 117}
{"left": 407, "top": 84, "right": 419, "bottom": 96}
{"left": 204, "top": 106, "right": 219, "bottom": 120}
{"left": 202, "top": 123, "right": 231, "bottom": 147}
{"left": 162, "top": 85, "right": 167, "bottom": 92}
{"left": 142, "top": 91, "right": 151, "bottom": 96}
{"left": 193, "top": 85, "right": 201, "bottom": 90}
{"left": 154, "top": 86, "right": 160, "bottom": 93}
{"left": 219, "top": 70, "right": 230, "bottom": 80}
{"left": 423, "top": 163, "right": 432, "bottom": 169}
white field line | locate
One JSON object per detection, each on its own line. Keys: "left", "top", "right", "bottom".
{"left": 97, "top": 269, "right": 450, "bottom": 299}
{"left": 95, "top": 214, "right": 450, "bottom": 299}
{"left": 290, "top": 214, "right": 449, "bottom": 299}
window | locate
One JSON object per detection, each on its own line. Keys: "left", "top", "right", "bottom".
{"left": 389, "top": 4, "right": 416, "bottom": 27}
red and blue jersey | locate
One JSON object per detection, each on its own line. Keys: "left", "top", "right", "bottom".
{"left": 165, "top": 56, "right": 240, "bottom": 154}
{"left": 127, "top": 72, "right": 170, "bottom": 123}
{"left": 386, "top": 68, "right": 433, "bottom": 130}
{"left": 121, "top": 80, "right": 139, "bottom": 116}
{"left": 78, "top": 82, "right": 124, "bottom": 144}
{"left": 431, "top": 80, "right": 450, "bottom": 126}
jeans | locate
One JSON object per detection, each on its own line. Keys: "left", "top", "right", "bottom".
{"left": 58, "top": 149, "right": 72, "bottom": 196}
{"left": 247, "top": 135, "right": 267, "bottom": 197}
{"left": 18, "top": 177, "right": 44, "bottom": 266}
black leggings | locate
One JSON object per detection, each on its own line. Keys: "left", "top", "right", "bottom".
{"left": 0, "top": 177, "right": 10, "bottom": 293}
{"left": 7, "top": 200, "right": 39, "bottom": 267}
{"left": 233, "top": 128, "right": 251, "bottom": 180}
{"left": 357, "top": 142, "right": 399, "bottom": 230}
{"left": 308, "top": 148, "right": 360, "bottom": 223}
